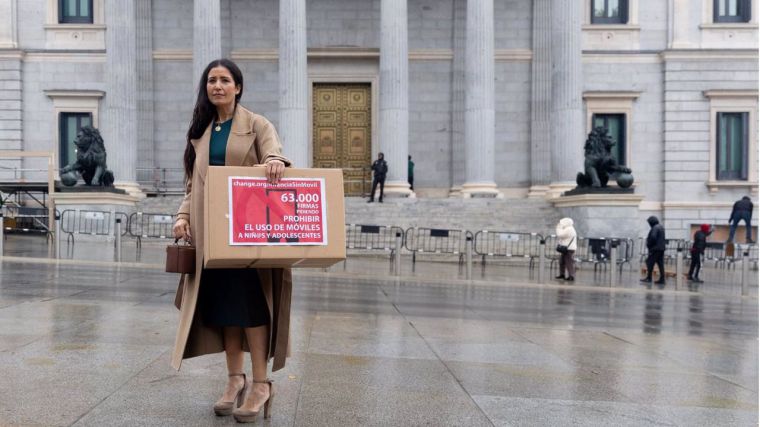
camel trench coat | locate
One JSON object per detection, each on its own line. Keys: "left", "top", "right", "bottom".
{"left": 171, "top": 105, "right": 292, "bottom": 371}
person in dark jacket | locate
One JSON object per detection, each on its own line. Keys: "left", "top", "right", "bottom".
{"left": 688, "top": 224, "right": 712, "bottom": 286}
{"left": 641, "top": 216, "right": 667, "bottom": 285}
{"left": 408, "top": 155, "right": 415, "bottom": 191}
{"left": 728, "top": 196, "right": 754, "bottom": 243}
{"left": 368, "top": 152, "right": 388, "bottom": 203}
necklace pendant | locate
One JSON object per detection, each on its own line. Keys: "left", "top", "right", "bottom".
{"left": 215, "top": 125, "right": 221, "bottom": 132}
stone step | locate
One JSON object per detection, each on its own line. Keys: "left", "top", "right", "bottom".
{"left": 136, "top": 195, "right": 562, "bottom": 234}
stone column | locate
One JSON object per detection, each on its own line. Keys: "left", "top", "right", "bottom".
{"left": 528, "top": 0, "right": 552, "bottom": 197}
{"left": 549, "top": 0, "right": 583, "bottom": 195}
{"left": 193, "top": 0, "right": 222, "bottom": 89}
{"left": 279, "top": 0, "right": 308, "bottom": 168}
{"left": 449, "top": 0, "right": 466, "bottom": 196}
{"left": 105, "top": 0, "right": 140, "bottom": 195}
{"left": 461, "top": 0, "right": 501, "bottom": 198}
{"left": 379, "top": 0, "right": 412, "bottom": 196}
{"left": 136, "top": 0, "right": 154, "bottom": 177}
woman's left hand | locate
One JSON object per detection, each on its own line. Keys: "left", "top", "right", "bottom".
{"left": 265, "top": 159, "right": 285, "bottom": 185}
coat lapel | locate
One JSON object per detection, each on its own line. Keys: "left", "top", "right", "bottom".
{"left": 226, "top": 106, "right": 257, "bottom": 166}
{"left": 191, "top": 124, "right": 212, "bottom": 182}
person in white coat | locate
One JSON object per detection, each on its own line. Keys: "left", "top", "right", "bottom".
{"left": 555, "top": 218, "right": 577, "bottom": 281}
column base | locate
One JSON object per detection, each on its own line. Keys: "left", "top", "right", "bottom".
{"left": 449, "top": 185, "right": 463, "bottom": 197}
{"left": 381, "top": 180, "right": 415, "bottom": 198}
{"left": 546, "top": 182, "right": 576, "bottom": 199}
{"left": 527, "top": 185, "right": 550, "bottom": 198}
{"left": 461, "top": 182, "right": 504, "bottom": 199}
{"left": 114, "top": 181, "right": 146, "bottom": 199}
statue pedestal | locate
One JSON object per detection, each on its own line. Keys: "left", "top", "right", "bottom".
{"left": 50, "top": 191, "right": 140, "bottom": 242}
{"left": 551, "top": 192, "right": 644, "bottom": 239}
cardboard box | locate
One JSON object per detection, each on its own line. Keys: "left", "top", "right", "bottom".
{"left": 204, "top": 166, "right": 346, "bottom": 268}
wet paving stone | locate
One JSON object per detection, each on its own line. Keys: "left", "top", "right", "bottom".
{"left": 0, "top": 258, "right": 755, "bottom": 426}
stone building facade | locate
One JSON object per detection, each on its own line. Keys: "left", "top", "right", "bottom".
{"left": 0, "top": 0, "right": 757, "bottom": 238}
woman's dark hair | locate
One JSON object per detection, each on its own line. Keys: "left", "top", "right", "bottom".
{"left": 183, "top": 59, "right": 244, "bottom": 180}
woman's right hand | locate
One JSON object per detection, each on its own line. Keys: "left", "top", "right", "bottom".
{"left": 173, "top": 218, "right": 192, "bottom": 242}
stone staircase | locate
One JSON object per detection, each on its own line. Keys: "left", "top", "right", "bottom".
{"left": 138, "top": 195, "right": 561, "bottom": 235}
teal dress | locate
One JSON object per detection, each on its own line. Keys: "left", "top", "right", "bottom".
{"left": 198, "top": 119, "right": 269, "bottom": 328}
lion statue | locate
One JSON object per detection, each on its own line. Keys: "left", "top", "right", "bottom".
{"left": 60, "top": 125, "right": 115, "bottom": 187}
{"left": 576, "top": 126, "right": 632, "bottom": 188}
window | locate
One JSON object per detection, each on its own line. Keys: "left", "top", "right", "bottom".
{"left": 714, "top": 0, "right": 751, "bottom": 22}
{"left": 593, "top": 113, "right": 626, "bottom": 166}
{"left": 716, "top": 112, "right": 749, "bottom": 180}
{"left": 591, "top": 0, "right": 629, "bottom": 24}
{"left": 59, "top": 112, "right": 92, "bottom": 169}
{"left": 58, "top": 0, "right": 93, "bottom": 24}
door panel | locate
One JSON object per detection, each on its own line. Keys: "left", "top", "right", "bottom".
{"left": 313, "top": 84, "right": 371, "bottom": 196}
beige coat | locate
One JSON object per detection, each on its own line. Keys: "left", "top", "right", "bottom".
{"left": 171, "top": 105, "right": 292, "bottom": 371}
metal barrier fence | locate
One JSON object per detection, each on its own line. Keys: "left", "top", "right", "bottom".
{"left": 472, "top": 230, "right": 543, "bottom": 269}
{"left": 574, "top": 237, "right": 635, "bottom": 272}
{"left": 345, "top": 224, "right": 405, "bottom": 258}
{"left": 637, "top": 238, "right": 686, "bottom": 264}
{"left": 127, "top": 212, "right": 175, "bottom": 248}
{"left": 703, "top": 242, "right": 730, "bottom": 268}
{"left": 60, "top": 209, "right": 129, "bottom": 244}
{"left": 404, "top": 227, "right": 469, "bottom": 265}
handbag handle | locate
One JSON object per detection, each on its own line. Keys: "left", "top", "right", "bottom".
{"left": 174, "top": 237, "right": 193, "bottom": 245}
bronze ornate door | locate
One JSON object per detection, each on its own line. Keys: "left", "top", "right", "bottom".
{"left": 312, "top": 84, "right": 371, "bottom": 196}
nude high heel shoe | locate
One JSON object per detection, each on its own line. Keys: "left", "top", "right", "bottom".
{"left": 232, "top": 379, "right": 274, "bottom": 423}
{"left": 213, "top": 373, "right": 247, "bottom": 416}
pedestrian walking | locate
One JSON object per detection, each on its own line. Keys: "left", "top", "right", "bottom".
{"left": 555, "top": 218, "right": 577, "bottom": 282}
{"left": 408, "top": 155, "right": 415, "bottom": 191}
{"left": 171, "top": 59, "right": 291, "bottom": 423}
{"left": 641, "top": 216, "right": 667, "bottom": 286}
{"left": 727, "top": 196, "right": 754, "bottom": 243}
{"left": 688, "top": 224, "right": 712, "bottom": 288}
{"left": 368, "top": 152, "right": 387, "bottom": 203}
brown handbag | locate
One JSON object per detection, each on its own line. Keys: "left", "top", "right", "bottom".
{"left": 166, "top": 238, "right": 196, "bottom": 274}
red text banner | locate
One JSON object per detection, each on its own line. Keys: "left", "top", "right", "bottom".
{"left": 228, "top": 177, "right": 328, "bottom": 246}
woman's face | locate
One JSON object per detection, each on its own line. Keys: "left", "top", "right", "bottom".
{"left": 206, "top": 66, "right": 240, "bottom": 112}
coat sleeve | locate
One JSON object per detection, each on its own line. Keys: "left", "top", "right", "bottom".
{"left": 254, "top": 119, "right": 292, "bottom": 167}
{"left": 556, "top": 225, "right": 571, "bottom": 239}
{"left": 176, "top": 178, "right": 192, "bottom": 221}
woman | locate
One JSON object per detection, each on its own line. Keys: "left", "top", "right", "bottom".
{"left": 171, "top": 59, "right": 291, "bottom": 424}
{"left": 555, "top": 217, "right": 577, "bottom": 282}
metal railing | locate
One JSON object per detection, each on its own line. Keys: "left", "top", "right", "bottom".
{"left": 404, "top": 227, "right": 469, "bottom": 265}
{"left": 472, "top": 230, "right": 543, "bottom": 269}
{"left": 637, "top": 238, "right": 686, "bottom": 264}
{"left": 60, "top": 209, "right": 129, "bottom": 244}
{"left": 127, "top": 212, "right": 176, "bottom": 248}
{"left": 574, "top": 237, "right": 635, "bottom": 272}
{"left": 346, "top": 224, "right": 405, "bottom": 256}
